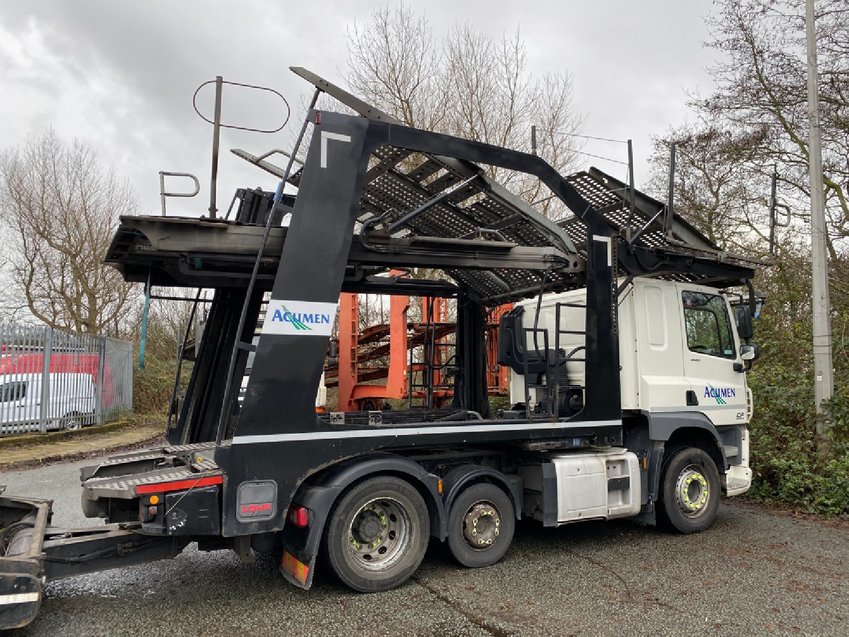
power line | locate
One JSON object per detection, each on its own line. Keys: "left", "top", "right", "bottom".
{"left": 548, "top": 130, "right": 629, "bottom": 144}
{"left": 564, "top": 147, "right": 629, "bottom": 166}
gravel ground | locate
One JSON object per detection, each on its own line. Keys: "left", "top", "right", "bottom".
{"left": 2, "top": 458, "right": 848, "bottom": 637}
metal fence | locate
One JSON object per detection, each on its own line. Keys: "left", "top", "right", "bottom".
{"left": 0, "top": 323, "right": 133, "bottom": 435}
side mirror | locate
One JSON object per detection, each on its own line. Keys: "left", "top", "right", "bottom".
{"left": 740, "top": 343, "right": 759, "bottom": 361}
{"left": 735, "top": 305, "right": 753, "bottom": 341}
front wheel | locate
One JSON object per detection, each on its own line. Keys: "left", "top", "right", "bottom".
{"left": 324, "top": 476, "right": 430, "bottom": 592}
{"left": 447, "top": 483, "right": 515, "bottom": 568}
{"left": 657, "top": 446, "right": 721, "bottom": 533}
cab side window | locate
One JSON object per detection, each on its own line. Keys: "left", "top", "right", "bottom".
{"left": 682, "top": 291, "right": 735, "bottom": 359}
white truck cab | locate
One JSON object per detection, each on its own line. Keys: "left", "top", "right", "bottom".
{"left": 510, "top": 277, "right": 753, "bottom": 498}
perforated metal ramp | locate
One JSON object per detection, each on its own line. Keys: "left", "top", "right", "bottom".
{"left": 106, "top": 69, "right": 759, "bottom": 301}
{"left": 286, "top": 67, "right": 759, "bottom": 291}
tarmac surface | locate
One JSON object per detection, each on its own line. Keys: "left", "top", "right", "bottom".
{"left": 2, "top": 456, "right": 848, "bottom": 637}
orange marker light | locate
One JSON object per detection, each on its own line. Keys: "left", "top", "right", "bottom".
{"left": 149, "top": 495, "right": 160, "bottom": 505}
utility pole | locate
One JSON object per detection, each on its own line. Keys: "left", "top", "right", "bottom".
{"left": 806, "top": 0, "right": 834, "bottom": 431}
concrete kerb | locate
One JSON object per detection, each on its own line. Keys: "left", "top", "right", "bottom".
{"left": 0, "top": 419, "right": 134, "bottom": 449}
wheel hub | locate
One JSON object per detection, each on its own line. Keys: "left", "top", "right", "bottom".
{"left": 462, "top": 501, "right": 501, "bottom": 549}
{"left": 346, "top": 498, "right": 409, "bottom": 570}
{"left": 353, "top": 510, "right": 383, "bottom": 544}
{"left": 676, "top": 465, "right": 709, "bottom": 517}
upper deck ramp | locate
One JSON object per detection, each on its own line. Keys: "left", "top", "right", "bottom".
{"left": 106, "top": 68, "right": 758, "bottom": 301}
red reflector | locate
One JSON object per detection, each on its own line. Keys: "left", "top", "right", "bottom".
{"left": 135, "top": 475, "right": 223, "bottom": 495}
{"left": 287, "top": 505, "right": 309, "bottom": 528}
{"left": 315, "top": 111, "right": 321, "bottom": 125}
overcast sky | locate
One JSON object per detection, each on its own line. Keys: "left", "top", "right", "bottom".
{"left": 0, "top": 1, "right": 718, "bottom": 216}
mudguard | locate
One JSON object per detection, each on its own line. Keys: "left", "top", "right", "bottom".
{"left": 279, "top": 454, "right": 445, "bottom": 589}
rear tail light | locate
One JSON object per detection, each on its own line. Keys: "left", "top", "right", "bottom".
{"left": 287, "top": 505, "right": 309, "bottom": 528}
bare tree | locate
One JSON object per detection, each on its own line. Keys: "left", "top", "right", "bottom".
{"left": 647, "top": 122, "right": 778, "bottom": 254}
{"left": 346, "top": 4, "right": 584, "bottom": 219}
{"left": 347, "top": 5, "right": 446, "bottom": 131}
{"left": 141, "top": 288, "right": 203, "bottom": 360}
{"left": 0, "top": 130, "right": 139, "bottom": 336}
{"left": 700, "top": 0, "right": 849, "bottom": 256}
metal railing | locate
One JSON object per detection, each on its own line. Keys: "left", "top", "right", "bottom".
{"left": 0, "top": 322, "right": 133, "bottom": 435}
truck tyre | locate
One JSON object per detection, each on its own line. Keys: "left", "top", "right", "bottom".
{"left": 447, "top": 483, "right": 515, "bottom": 568}
{"left": 657, "top": 446, "right": 720, "bottom": 533}
{"left": 324, "top": 476, "right": 429, "bottom": 592}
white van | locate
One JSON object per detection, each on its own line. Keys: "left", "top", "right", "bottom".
{"left": 0, "top": 373, "right": 96, "bottom": 434}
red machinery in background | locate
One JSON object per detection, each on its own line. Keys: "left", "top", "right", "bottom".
{"left": 326, "top": 292, "right": 511, "bottom": 412}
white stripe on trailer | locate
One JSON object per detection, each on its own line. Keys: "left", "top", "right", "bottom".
{"left": 232, "top": 419, "right": 621, "bottom": 445}
{"left": 0, "top": 592, "right": 40, "bottom": 606}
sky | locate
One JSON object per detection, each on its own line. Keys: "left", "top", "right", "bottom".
{"left": 0, "top": 0, "right": 719, "bottom": 216}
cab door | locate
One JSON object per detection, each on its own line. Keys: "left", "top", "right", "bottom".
{"left": 676, "top": 285, "right": 747, "bottom": 426}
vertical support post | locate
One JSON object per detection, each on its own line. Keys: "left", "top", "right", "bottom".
{"left": 159, "top": 171, "right": 167, "bottom": 216}
{"left": 422, "top": 297, "right": 433, "bottom": 409}
{"left": 39, "top": 327, "right": 52, "bottom": 433}
{"left": 126, "top": 339, "right": 134, "bottom": 417}
{"left": 95, "top": 336, "right": 106, "bottom": 425}
{"left": 806, "top": 0, "right": 834, "bottom": 427}
{"left": 625, "top": 139, "right": 636, "bottom": 243}
{"left": 386, "top": 294, "right": 410, "bottom": 400}
{"left": 208, "top": 75, "right": 224, "bottom": 219}
{"left": 664, "top": 142, "right": 676, "bottom": 237}
{"left": 530, "top": 125, "right": 537, "bottom": 156}
{"left": 769, "top": 166, "right": 778, "bottom": 256}
{"left": 337, "top": 293, "right": 359, "bottom": 411}
{"left": 139, "top": 272, "right": 151, "bottom": 369}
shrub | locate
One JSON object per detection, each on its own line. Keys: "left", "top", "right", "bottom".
{"left": 133, "top": 356, "right": 189, "bottom": 415}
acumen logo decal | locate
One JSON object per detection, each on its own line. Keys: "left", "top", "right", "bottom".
{"left": 271, "top": 306, "right": 332, "bottom": 331}
{"left": 704, "top": 385, "right": 736, "bottom": 405}
{"left": 262, "top": 299, "right": 338, "bottom": 337}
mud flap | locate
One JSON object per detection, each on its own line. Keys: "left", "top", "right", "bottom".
{"left": 279, "top": 548, "right": 316, "bottom": 590}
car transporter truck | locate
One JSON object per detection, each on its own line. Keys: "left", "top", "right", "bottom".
{"left": 0, "top": 68, "right": 764, "bottom": 629}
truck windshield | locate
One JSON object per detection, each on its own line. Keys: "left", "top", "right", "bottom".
{"left": 681, "top": 291, "right": 736, "bottom": 359}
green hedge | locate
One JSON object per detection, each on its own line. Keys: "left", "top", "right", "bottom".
{"left": 745, "top": 302, "right": 849, "bottom": 515}
{"left": 133, "top": 356, "right": 190, "bottom": 415}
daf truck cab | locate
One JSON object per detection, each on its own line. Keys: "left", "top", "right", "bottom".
{"left": 509, "top": 278, "right": 755, "bottom": 516}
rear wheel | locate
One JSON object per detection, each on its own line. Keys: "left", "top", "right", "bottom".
{"left": 324, "top": 476, "right": 429, "bottom": 592}
{"left": 657, "top": 446, "right": 720, "bottom": 533}
{"left": 447, "top": 483, "right": 515, "bottom": 568}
